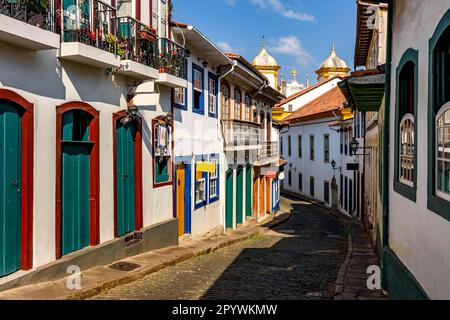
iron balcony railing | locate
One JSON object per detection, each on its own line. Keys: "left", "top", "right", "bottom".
{"left": 62, "top": 0, "right": 119, "bottom": 55}
{"left": 158, "top": 37, "right": 186, "bottom": 78}
{"left": 257, "top": 141, "right": 280, "bottom": 164}
{"left": 222, "top": 119, "right": 261, "bottom": 148}
{"left": 113, "top": 16, "right": 158, "bottom": 68}
{"left": 0, "top": 0, "right": 56, "bottom": 32}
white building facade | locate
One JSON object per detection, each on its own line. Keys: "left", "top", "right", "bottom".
{"left": 0, "top": 0, "right": 184, "bottom": 290}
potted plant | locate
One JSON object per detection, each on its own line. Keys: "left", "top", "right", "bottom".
{"left": 139, "top": 25, "right": 157, "bottom": 43}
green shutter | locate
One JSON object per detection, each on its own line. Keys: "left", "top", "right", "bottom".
{"left": 61, "top": 111, "right": 92, "bottom": 256}
{"left": 116, "top": 121, "right": 137, "bottom": 236}
{"left": 0, "top": 102, "right": 22, "bottom": 277}
{"left": 236, "top": 166, "right": 243, "bottom": 225}
{"left": 225, "top": 170, "right": 233, "bottom": 228}
{"left": 246, "top": 165, "right": 252, "bottom": 217}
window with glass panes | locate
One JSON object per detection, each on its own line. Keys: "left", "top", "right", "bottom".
{"left": 245, "top": 95, "right": 251, "bottom": 121}
{"left": 324, "top": 134, "right": 330, "bottom": 163}
{"left": 221, "top": 85, "right": 229, "bottom": 120}
{"left": 209, "top": 158, "right": 218, "bottom": 198}
{"left": 209, "top": 76, "right": 217, "bottom": 115}
{"left": 298, "top": 135, "right": 302, "bottom": 158}
{"left": 234, "top": 90, "right": 241, "bottom": 120}
{"left": 310, "top": 135, "right": 315, "bottom": 161}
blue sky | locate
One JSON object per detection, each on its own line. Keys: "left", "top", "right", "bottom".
{"left": 171, "top": 0, "right": 356, "bottom": 86}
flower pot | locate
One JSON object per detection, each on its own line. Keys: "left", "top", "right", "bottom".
{"left": 139, "top": 30, "right": 157, "bottom": 43}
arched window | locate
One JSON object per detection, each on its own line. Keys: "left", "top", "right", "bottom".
{"left": 436, "top": 105, "right": 450, "bottom": 201}
{"left": 234, "top": 89, "right": 242, "bottom": 120}
{"left": 244, "top": 94, "right": 251, "bottom": 121}
{"left": 399, "top": 114, "right": 415, "bottom": 187}
{"left": 260, "top": 111, "right": 265, "bottom": 130}
{"left": 395, "top": 55, "right": 417, "bottom": 191}
{"left": 221, "top": 85, "right": 229, "bottom": 120}
{"left": 429, "top": 12, "right": 450, "bottom": 215}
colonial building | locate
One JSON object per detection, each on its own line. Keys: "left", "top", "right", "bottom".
{"left": 0, "top": 0, "right": 183, "bottom": 289}
{"left": 338, "top": 1, "right": 388, "bottom": 252}
{"left": 220, "top": 52, "right": 283, "bottom": 229}
{"left": 381, "top": 0, "right": 450, "bottom": 299}
{"left": 280, "top": 87, "right": 354, "bottom": 213}
{"left": 171, "top": 23, "right": 231, "bottom": 238}
{"left": 315, "top": 44, "right": 351, "bottom": 83}
{"left": 252, "top": 37, "right": 281, "bottom": 91}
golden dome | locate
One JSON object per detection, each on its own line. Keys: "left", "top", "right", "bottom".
{"left": 319, "top": 44, "right": 349, "bottom": 70}
{"left": 252, "top": 36, "right": 279, "bottom": 67}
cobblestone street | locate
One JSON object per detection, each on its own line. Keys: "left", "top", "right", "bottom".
{"left": 92, "top": 198, "right": 350, "bottom": 300}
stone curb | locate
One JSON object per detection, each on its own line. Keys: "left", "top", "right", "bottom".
{"left": 334, "top": 233, "right": 353, "bottom": 298}
{"left": 0, "top": 211, "right": 291, "bottom": 300}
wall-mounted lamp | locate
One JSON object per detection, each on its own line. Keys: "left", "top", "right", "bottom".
{"left": 184, "top": 49, "right": 191, "bottom": 58}
{"left": 331, "top": 159, "right": 341, "bottom": 173}
{"left": 349, "top": 138, "right": 370, "bottom": 156}
{"left": 202, "top": 60, "right": 208, "bottom": 68}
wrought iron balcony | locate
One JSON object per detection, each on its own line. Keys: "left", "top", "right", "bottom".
{"left": 61, "top": 0, "right": 118, "bottom": 55}
{"left": 158, "top": 37, "right": 186, "bottom": 78}
{"left": 257, "top": 141, "right": 280, "bottom": 166}
{"left": 222, "top": 119, "right": 261, "bottom": 150}
{"left": 113, "top": 16, "right": 158, "bottom": 70}
{"left": 0, "top": 0, "right": 55, "bottom": 32}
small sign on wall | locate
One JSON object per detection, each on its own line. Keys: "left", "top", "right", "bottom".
{"left": 347, "top": 163, "right": 360, "bottom": 171}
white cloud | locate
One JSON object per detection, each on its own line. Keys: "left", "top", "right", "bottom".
{"left": 269, "top": 36, "right": 313, "bottom": 67}
{"left": 217, "top": 41, "right": 235, "bottom": 52}
{"left": 249, "top": 0, "right": 315, "bottom": 21}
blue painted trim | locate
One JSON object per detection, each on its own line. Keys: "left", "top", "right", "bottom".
{"left": 208, "top": 153, "right": 220, "bottom": 203}
{"left": 208, "top": 72, "right": 218, "bottom": 118}
{"left": 194, "top": 154, "right": 208, "bottom": 210}
{"left": 192, "top": 63, "right": 205, "bottom": 116}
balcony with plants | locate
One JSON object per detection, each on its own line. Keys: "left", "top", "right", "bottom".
{"left": 59, "top": 0, "right": 122, "bottom": 69}
{"left": 112, "top": 16, "right": 159, "bottom": 79}
{"left": 0, "top": 0, "right": 60, "bottom": 49}
{"left": 156, "top": 37, "right": 187, "bottom": 88}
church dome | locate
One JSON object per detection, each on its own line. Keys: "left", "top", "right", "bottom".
{"left": 319, "top": 44, "right": 349, "bottom": 70}
{"left": 252, "top": 37, "right": 279, "bottom": 67}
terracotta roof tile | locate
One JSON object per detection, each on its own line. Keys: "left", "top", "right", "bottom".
{"left": 285, "top": 87, "right": 347, "bottom": 122}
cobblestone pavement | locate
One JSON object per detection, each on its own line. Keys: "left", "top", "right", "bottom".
{"left": 92, "top": 199, "right": 349, "bottom": 300}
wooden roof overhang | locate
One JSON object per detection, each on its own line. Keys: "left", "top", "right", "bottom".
{"left": 338, "top": 71, "right": 385, "bottom": 112}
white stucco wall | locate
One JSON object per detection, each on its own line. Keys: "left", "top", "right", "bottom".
{"left": 0, "top": 37, "right": 172, "bottom": 269}
{"left": 280, "top": 118, "right": 341, "bottom": 205}
{"left": 389, "top": 0, "right": 450, "bottom": 299}
{"left": 172, "top": 52, "right": 224, "bottom": 237}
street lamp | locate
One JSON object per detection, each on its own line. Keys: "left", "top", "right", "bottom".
{"left": 331, "top": 159, "right": 341, "bottom": 173}
{"left": 350, "top": 138, "right": 359, "bottom": 155}
{"left": 349, "top": 137, "right": 370, "bottom": 156}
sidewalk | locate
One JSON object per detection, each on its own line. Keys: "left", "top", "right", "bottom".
{"left": 334, "top": 220, "right": 388, "bottom": 300}
{"left": 0, "top": 211, "right": 291, "bottom": 300}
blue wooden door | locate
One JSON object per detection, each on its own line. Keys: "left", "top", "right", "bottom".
{"left": 0, "top": 102, "right": 22, "bottom": 277}
{"left": 61, "top": 111, "right": 92, "bottom": 256}
{"left": 116, "top": 120, "right": 136, "bottom": 237}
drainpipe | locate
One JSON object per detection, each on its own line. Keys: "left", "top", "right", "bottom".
{"left": 217, "top": 61, "right": 236, "bottom": 232}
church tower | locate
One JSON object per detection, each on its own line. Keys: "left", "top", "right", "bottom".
{"left": 315, "top": 43, "right": 350, "bottom": 82}
{"left": 252, "top": 36, "right": 281, "bottom": 90}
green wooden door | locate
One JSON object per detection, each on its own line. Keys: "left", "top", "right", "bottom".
{"left": 245, "top": 165, "right": 252, "bottom": 217}
{"left": 0, "top": 102, "right": 22, "bottom": 277}
{"left": 236, "top": 166, "right": 243, "bottom": 225}
{"left": 225, "top": 170, "right": 233, "bottom": 228}
{"left": 61, "top": 111, "right": 92, "bottom": 256}
{"left": 116, "top": 120, "right": 136, "bottom": 237}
